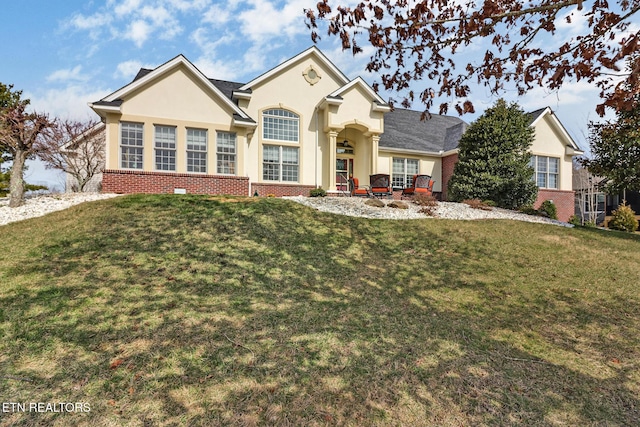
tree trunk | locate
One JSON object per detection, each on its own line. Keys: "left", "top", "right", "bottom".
{"left": 9, "top": 149, "right": 26, "bottom": 207}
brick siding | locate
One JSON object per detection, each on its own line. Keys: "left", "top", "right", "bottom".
{"left": 102, "top": 170, "right": 250, "bottom": 196}
{"left": 251, "top": 182, "right": 316, "bottom": 198}
{"left": 533, "top": 189, "right": 575, "bottom": 222}
{"left": 441, "top": 153, "right": 458, "bottom": 201}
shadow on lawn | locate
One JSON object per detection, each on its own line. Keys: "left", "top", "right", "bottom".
{"left": 1, "top": 194, "right": 639, "bottom": 426}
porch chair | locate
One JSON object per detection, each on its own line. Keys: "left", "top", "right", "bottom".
{"left": 401, "top": 174, "right": 434, "bottom": 199}
{"left": 349, "top": 177, "right": 370, "bottom": 197}
{"left": 369, "top": 174, "right": 393, "bottom": 198}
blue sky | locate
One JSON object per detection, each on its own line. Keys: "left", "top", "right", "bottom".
{"left": 1, "top": 0, "right": 622, "bottom": 190}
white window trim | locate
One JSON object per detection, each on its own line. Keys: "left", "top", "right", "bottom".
{"left": 216, "top": 131, "right": 237, "bottom": 175}
{"left": 262, "top": 145, "right": 300, "bottom": 183}
{"left": 186, "top": 128, "right": 208, "bottom": 174}
{"left": 120, "top": 122, "right": 144, "bottom": 170}
{"left": 154, "top": 125, "right": 177, "bottom": 172}
{"left": 531, "top": 155, "right": 560, "bottom": 190}
{"left": 262, "top": 108, "right": 300, "bottom": 143}
{"left": 392, "top": 157, "right": 420, "bottom": 189}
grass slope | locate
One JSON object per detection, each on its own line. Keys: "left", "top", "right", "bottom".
{"left": 1, "top": 195, "right": 639, "bottom": 426}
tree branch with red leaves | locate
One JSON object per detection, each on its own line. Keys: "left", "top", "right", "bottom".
{"left": 306, "top": 0, "right": 640, "bottom": 116}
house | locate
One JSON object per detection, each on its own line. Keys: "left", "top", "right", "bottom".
{"left": 573, "top": 167, "right": 640, "bottom": 226}
{"left": 87, "top": 47, "right": 582, "bottom": 221}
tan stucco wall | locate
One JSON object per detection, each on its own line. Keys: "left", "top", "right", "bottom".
{"left": 243, "top": 55, "right": 386, "bottom": 189}
{"left": 377, "top": 151, "right": 443, "bottom": 192}
{"left": 531, "top": 115, "right": 573, "bottom": 192}
{"left": 103, "top": 65, "right": 251, "bottom": 175}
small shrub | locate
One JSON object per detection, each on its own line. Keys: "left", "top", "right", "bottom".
{"left": 413, "top": 193, "right": 437, "bottom": 207}
{"left": 482, "top": 200, "right": 496, "bottom": 207}
{"left": 568, "top": 215, "right": 582, "bottom": 226}
{"left": 609, "top": 201, "right": 638, "bottom": 232}
{"left": 518, "top": 205, "right": 537, "bottom": 216}
{"left": 309, "top": 187, "right": 327, "bottom": 197}
{"left": 413, "top": 194, "right": 438, "bottom": 216}
{"left": 267, "top": 194, "right": 276, "bottom": 198}
{"left": 584, "top": 220, "right": 597, "bottom": 228}
{"left": 462, "top": 199, "right": 493, "bottom": 211}
{"left": 539, "top": 200, "right": 558, "bottom": 220}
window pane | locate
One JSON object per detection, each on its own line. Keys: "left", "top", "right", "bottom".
{"left": 187, "top": 129, "right": 207, "bottom": 173}
{"left": 155, "top": 126, "right": 176, "bottom": 149}
{"left": 263, "top": 145, "right": 280, "bottom": 163}
{"left": 216, "top": 132, "right": 236, "bottom": 174}
{"left": 187, "top": 129, "right": 207, "bottom": 151}
{"left": 407, "top": 159, "right": 419, "bottom": 175}
{"left": 537, "top": 156, "right": 547, "bottom": 172}
{"left": 121, "top": 122, "right": 143, "bottom": 169}
{"left": 263, "top": 163, "right": 279, "bottom": 181}
{"left": 548, "top": 157, "right": 559, "bottom": 173}
{"left": 155, "top": 126, "right": 176, "bottom": 171}
{"left": 548, "top": 173, "right": 558, "bottom": 189}
{"left": 263, "top": 109, "right": 299, "bottom": 142}
{"left": 537, "top": 173, "right": 547, "bottom": 188}
{"left": 282, "top": 147, "right": 299, "bottom": 164}
{"left": 392, "top": 158, "right": 405, "bottom": 174}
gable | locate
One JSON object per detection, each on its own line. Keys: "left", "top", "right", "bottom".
{"left": 91, "top": 55, "right": 252, "bottom": 124}
{"left": 120, "top": 65, "right": 237, "bottom": 124}
{"left": 240, "top": 46, "right": 349, "bottom": 91}
{"left": 531, "top": 112, "right": 580, "bottom": 157}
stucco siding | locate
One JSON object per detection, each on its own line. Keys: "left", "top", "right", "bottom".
{"left": 531, "top": 116, "right": 573, "bottom": 192}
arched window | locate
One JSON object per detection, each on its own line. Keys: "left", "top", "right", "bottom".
{"left": 262, "top": 109, "right": 299, "bottom": 142}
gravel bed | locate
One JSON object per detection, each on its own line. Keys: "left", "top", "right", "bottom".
{"left": 0, "top": 193, "right": 122, "bottom": 226}
{"left": 284, "top": 195, "right": 572, "bottom": 227}
{"left": 0, "top": 193, "right": 571, "bottom": 228}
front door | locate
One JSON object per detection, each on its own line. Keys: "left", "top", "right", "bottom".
{"left": 336, "top": 158, "right": 354, "bottom": 192}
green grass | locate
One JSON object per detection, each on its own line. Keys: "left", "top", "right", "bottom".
{"left": 1, "top": 194, "right": 639, "bottom": 426}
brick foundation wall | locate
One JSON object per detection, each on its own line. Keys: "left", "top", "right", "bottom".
{"left": 441, "top": 153, "right": 458, "bottom": 201}
{"left": 251, "top": 183, "right": 316, "bottom": 198}
{"left": 534, "top": 189, "right": 575, "bottom": 222}
{"left": 102, "top": 170, "right": 250, "bottom": 196}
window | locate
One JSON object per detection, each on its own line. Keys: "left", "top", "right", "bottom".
{"left": 531, "top": 155, "right": 559, "bottom": 189}
{"left": 155, "top": 126, "right": 176, "bottom": 171}
{"left": 187, "top": 128, "right": 207, "bottom": 173}
{"left": 392, "top": 158, "right": 419, "bottom": 189}
{"left": 216, "top": 131, "right": 236, "bottom": 175}
{"left": 120, "top": 122, "right": 143, "bottom": 169}
{"left": 262, "top": 109, "right": 299, "bottom": 142}
{"left": 263, "top": 145, "right": 299, "bottom": 182}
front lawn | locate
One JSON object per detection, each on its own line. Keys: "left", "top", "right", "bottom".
{"left": 1, "top": 195, "right": 639, "bottom": 426}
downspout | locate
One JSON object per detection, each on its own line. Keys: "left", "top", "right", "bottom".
{"left": 315, "top": 106, "right": 319, "bottom": 188}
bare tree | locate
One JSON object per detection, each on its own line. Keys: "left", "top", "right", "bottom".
{"left": 306, "top": 0, "right": 640, "bottom": 116}
{"left": 0, "top": 103, "right": 52, "bottom": 207}
{"left": 573, "top": 160, "right": 604, "bottom": 225}
{"left": 39, "top": 120, "right": 105, "bottom": 192}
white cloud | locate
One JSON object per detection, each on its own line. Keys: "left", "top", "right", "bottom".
{"left": 115, "top": 60, "right": 155, "bottom": 80}
{"left": 238, "top": 0, "right": 309, "bottom": 42}
{"left": 166, "top": 0, "right": 210, "bottom": 12}
{"left": 125, "top": 20, "right": 153, "bottom": 47}
{"left": 46, "top": 65, "right": 87, "bottom": 83}
{"left": 193, "top": 57, "right": 243, "bottom": 81}
{"left": 114, "top": 0, "right": 144, "bottom": 17}
{"left": 27, "top": 85, "right": 112, "bottom": 121}
{"left": 201, "top": 3, "right": 235, "bottom": 25}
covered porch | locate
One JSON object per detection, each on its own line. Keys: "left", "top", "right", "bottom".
{"left": 326, "top": 123, "right": 381, "bottom": 194}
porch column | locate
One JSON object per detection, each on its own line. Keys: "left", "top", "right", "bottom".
{"left": 328, "top": 131, "right": 338, "bottom": 191}
{"left": 370, "top": 134, "right": 380, "bottom": 174}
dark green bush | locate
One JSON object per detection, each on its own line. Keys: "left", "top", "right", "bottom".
{"left": 539, "top": 200, "right": 558, "bottom": 220}
{"left": 309, "top": 187, "right": 327, "bottom": 197}
{"left": 568, "top": 215, "right": 582, "bottom": 226}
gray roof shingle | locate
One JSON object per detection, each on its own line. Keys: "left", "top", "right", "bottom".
{"left": 380, "top": 109, "right": 468, "bottom": 153}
